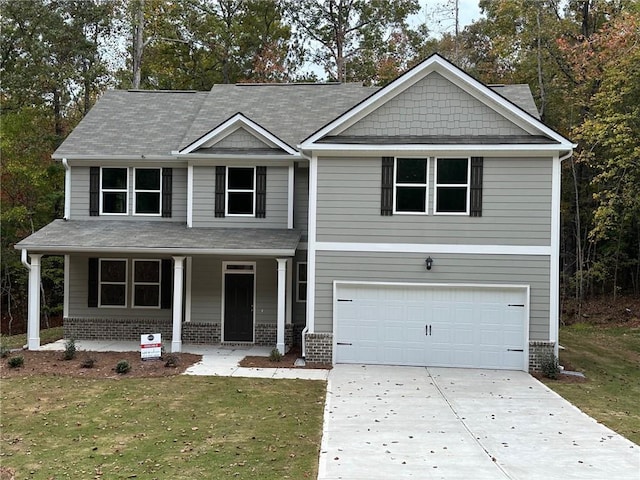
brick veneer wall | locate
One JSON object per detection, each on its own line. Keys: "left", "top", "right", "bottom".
{"left": 254, "top": 323, "right": 293, "bottom": 350}
{"left": 65, "top": 317, "right": 173, "bottom": 341}
{"left": 529, "top": 341, "right": 556, "bottom": 372}
{"left": 182, "top": 323, "right": 220, "bottom": 344}
{"left": 305, "top": 333, "right": 333, "bottom": 364}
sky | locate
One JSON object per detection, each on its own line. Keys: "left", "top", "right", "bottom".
{"left": 411, "top": 0, "right": 483, "bottom": 37}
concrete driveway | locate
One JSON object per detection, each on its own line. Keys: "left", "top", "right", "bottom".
{"left": 318, "top": 365, "right": 639, "bottom": 480}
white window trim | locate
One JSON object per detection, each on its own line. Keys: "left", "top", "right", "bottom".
{"left": 392, "top": 157, "right": 429, "bottom": 215}
{"left": 296, "top": 262, "right": 307, "bottom": 303}
{"left": 434, "top": 157, "right": 471, "bottom": 216}
{"left": 132, "top": 259, "right": 162, "bottom": 309}
{"left": 225, "top": 166, "right": 256, "bottom": 217}
{"left": 98, "top": 258, "right": 128, "bottom": 308}
{"left": 100, "top": 167, "right": 129, "bottom": 215}
{"left": 133, "top": 167, "right": 162, "bottom": 216}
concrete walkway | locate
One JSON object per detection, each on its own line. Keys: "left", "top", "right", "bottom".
{"left": 318, "top": 365, "right": 640, "bottom": 480}
{"left": 40, "top": 340, "right": 329, "bottom": 380}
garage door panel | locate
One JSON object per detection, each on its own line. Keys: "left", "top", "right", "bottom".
{"left": 335, "top": 284, "right": 527, "bottom": 370}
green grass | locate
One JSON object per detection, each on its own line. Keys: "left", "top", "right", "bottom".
{"left": 544, "top": 324, "right": 640, "bottom": 444}
{"left": 0, "top": 327, "right": 64, "bottom": 350}
{"left": 0, "top": 376, "right": 326, "bottom": 479}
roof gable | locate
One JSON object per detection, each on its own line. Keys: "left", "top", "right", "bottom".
{"left": 300, "top": 54, "right": 574, "bottom": 150}
{"left": 177, "top": 113, "right": 298, "bottom": 155}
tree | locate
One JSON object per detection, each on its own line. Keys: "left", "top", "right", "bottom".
{"left": 286, "top": 0, "right": 421, "bottom": 83}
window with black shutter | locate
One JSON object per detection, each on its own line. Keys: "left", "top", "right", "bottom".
{"left": 470, "top": 157, "right": 483, "bottom": 217}
{"left": 215, "top": 166, "right": 226, "bottom": 217}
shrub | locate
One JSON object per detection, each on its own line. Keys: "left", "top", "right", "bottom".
{"left": 269, "top": 348, "right": 283, "bottom": 362}
{"left": 8, "top": 356, "right": 24, "bottom": 368}
{"left": 63, "top": 338, "right": 77, "bottom": 360}
{"left": 115, "top": 360, "right": 131, "bottom": 374}
{"left": 540, "top": 352, "right": 560, "bottom": 380}
{"left": 0, "top": 339, "right": 10, "bottom": 359}
{"left": 81, "top": 357, "right": 96, "bottom": 368}
{"left": 164, "top": 354, "right": 180, "bottom": 368}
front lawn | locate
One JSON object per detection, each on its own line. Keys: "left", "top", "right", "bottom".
{"left": 543, "top": 323, "right": 640, "bottom": 444}
{"left": 0, "top": 375, "right": 326, "bottom": 479}
{"left": 0, "top": 326, "right": 64, "bottom": 350}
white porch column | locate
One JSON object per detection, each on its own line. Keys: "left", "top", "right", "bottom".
{"left": 286, "top": 258, "right": 293, "bottom": 326}
{"left": 276, "top": 258, "right": 287, "bottom": 354}
{"left": 27, "top": 254, "right": 43, "bottom": 350}
{"left": 171, "top": 256, "right": 185, "bottom": 353}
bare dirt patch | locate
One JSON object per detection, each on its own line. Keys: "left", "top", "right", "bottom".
{"left": 562, "top": 294, "right": 640, "bottom": 327}
{"left": 0, "top": 350, "right": 201, "bottom": 379}
{"left": 239, "top": 347, "right": 331, "bottom": 370}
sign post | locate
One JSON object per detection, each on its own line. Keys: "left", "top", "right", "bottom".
{"left": 140, "top": 333, "right": 162, "bottom": 360}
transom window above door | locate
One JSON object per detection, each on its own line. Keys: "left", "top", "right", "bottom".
{"left": 226, "top": 167, "right": 255, "bottom": 216}
{"left": 394, "top": 158, "right": 428, "bottom": 214}
{"left": 435, "top": 158, "right": 470, "bottom": 214}
{"left": 134, "top": 168, "right": 161, "bottom": 215}
{"left": 101, "top": 168, "right": 128, "bottom": 214}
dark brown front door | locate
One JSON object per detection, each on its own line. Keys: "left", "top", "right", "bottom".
{"left": 224, "top": 273, "right": 254, "bottom": 342}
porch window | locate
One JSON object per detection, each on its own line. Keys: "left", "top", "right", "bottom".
{"left": 394, "top": 158, "right": 428, "bottom": 214}
{"left": 226, "top": 167, "right": 255, "bottom": 216}
{"left": 435, "top": 158, "right": 470, "bottom": 214}
{"left": 101, "top": 168, "right": 128, "bottom": 214}
{"left": 296, "top": 262, "right": 307, "bottom": 302}
{"left": 134, "top": 168, "right": 161, "bottom": 215}
{"left": 99, "top": 259, "right": 127, "bottom": 307}
{"left": 133, "top": 260, "right": 161, "bottom": 308}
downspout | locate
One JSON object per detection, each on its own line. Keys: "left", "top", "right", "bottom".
{"left": 62, "top": 158, "right": 71, "bottom": 220}
{"left": 21, "top": 249, "right": 31, "bottom": 271}
{"left": 301, "top": 325, "right": 308, "bottom": 358}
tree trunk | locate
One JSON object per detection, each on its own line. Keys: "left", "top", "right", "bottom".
{"left": 570, "top": 157, "right": 584, "bottom": 307}
{"left": 132, "top": 0, "right": 144, "bottom": 89}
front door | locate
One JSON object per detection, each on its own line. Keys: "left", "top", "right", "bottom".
{"left": 224, "top": 272, "right": 254, "bottom": 342}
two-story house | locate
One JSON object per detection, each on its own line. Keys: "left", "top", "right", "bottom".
{"left": 17, "top": 54, "right": 574, "bottom": 372}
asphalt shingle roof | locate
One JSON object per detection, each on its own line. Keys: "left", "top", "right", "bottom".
{"left": 16, "top": 220, "right": 300, "bottom": 255}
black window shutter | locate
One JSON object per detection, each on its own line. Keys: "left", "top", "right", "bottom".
{"left": 88, "top": 258, "right": 98, "bottom": 307}
{"left": 215, "top": 166, "right": 226, "bottom": 217}
{"left": 161, "top": 259, "right": 173, "bottom": 309}
{"left": 381, "top": 157, "right": 394, "bottom": 216}
{"left": 161, "top": 168, "right": 172, "bottom": 217}
{"left": 470, "top": 157, "right": 483, "bottom": 217}
{"left": 90, "top": 167, "right": 100, "bottom": 216}
{"left": 256, "top": 166, "right": 267, "bottom": 218}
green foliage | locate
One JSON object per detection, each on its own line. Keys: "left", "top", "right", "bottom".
{"left": 163, "top": 353, "right": 180, "bottom": 368}
{"left": 539, "top": 352, "right": 560, "bottom": 380}
{"left": 7, "top": 356, "right": 24, "bottom": 368}
{"left": 115, "top": 360, "right": 131, "bottom": 374}
{"left": 269, "top": 348, "right": 283, "bottom": 362}
{"left": 0, "top": 338, "right": 10, "bottom": 358}
{"left": 63, "top": 338, "right": 77, "bottom": 360}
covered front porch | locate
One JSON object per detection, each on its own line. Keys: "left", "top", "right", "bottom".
{"left": 16, "top": 220, "right": 301, "bottom": 354}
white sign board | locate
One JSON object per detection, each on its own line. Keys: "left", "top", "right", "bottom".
{"left": 140, "top": 333, "right": 162, "bottom": 360}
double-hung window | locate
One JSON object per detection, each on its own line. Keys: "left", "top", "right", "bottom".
{"left": 296, "top": 262, "right": 307, "bottom": 302}
{"left": 227, "top": 167, "right": 255, "bottom": 216}
{"left": 133, "top": 260, "right": 161, "bottom": 308}
{"left": 435, "top": 158, "right": 470, "bottom": 214}
{"left": 99, "top": 259, "right": 127, "bottom": 307}
{"left": 101, "top": 168, "right": 128, "bottom": 214}
{"left": 134, "top": 168, "right": 161, "bottom": 215}
{"left": 394, "top": 158, "right": 428, "bottom": 214}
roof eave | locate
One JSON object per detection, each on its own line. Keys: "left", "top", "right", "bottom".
{"left": 15, "top": 244, "right": 297, "bottom": 257}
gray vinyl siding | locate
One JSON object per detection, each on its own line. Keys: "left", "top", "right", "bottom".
{"left": 214, "top": 127, "right": 271, "bottom": 149}
{"left": 294, "top": 164, "right": 309, "bottom": 241}
{"left": 313, "top": 252, "right": 551, "bottom": 341}
{"left": 341, "top": 71, "right": 528, "bottom": 137}
{"left": 316, "top": 157, "right": 552, "bottom": 245}
{"left": 293, "top": 250, "right": 308, "bottom": 325}
{"left": 69, "top": 166, "right": 187, "bottom": 222}
{"left": 67, "top": 254, "right": 172, "bottom": 320}
{"left": 189, "top": 256, "right": 278, "bottom": 326}
{"left": 192, "top": 165, "right": 288, "bottom": 228}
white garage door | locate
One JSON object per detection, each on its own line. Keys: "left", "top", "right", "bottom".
{"left": 335, "top": 283, "right": 527, "bottom": 370}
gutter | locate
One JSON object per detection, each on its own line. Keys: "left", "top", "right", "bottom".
{"left": 21, "top": 249, "right": 31, "bottom": 271}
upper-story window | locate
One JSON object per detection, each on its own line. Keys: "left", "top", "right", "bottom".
{"left": 101, "top": 168, "right": 128, "bottom": 215}
{"left": 394, "top": 158, "right": 428, "bottom": 214}
{"left": 296, "top": 262, "right": 307, "bottom": 302}
{"left": 227, "top": 167, "right": 255, "bottom": 216}
{"left": 99, "top": 259, "right": 127, "bottom": 307}
{"left": 435, "top": 158, "right": 470, "bottom": 214}
{"left": 134, "top": 168, "right": 161, "bottom": 215}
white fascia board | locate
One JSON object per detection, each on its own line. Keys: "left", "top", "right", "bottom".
{"left": 316, "top": 242, "right": 551, "bottom": 256}
{"left": 178, "top": 113, "right": 298, "bottom": 155}
{"left": 183, "top": 155, "right": 298, "bottom": 163}
{"left": 53, "top": 154, "right": 180, "bottom": 162}
{"left": 17, "top": 246, "right": 297, "bottom": 256}
{"left": 300, "top": 54, "right": 575, "bottom": 150}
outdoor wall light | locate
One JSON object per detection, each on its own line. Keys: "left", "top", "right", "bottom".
{"left": 425, "top": 256, "right": 433, "bottom": 270}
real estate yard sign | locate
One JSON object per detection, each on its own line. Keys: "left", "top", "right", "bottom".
{"left": 141, "top": 333, "right": 162, "bottom": 360}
